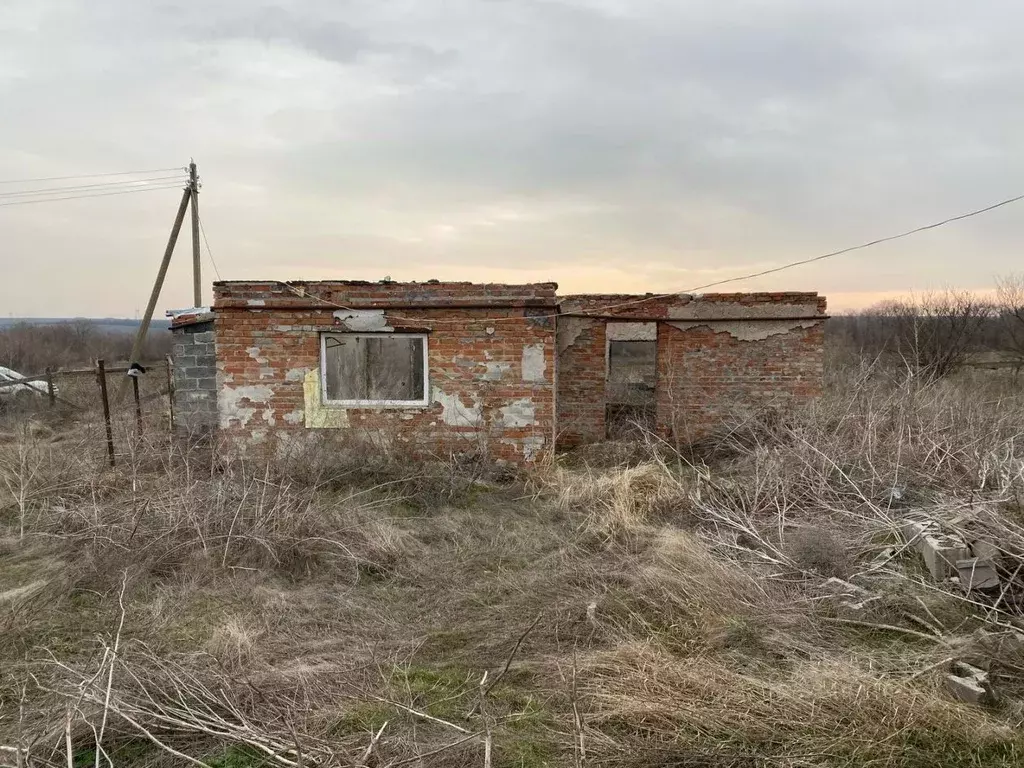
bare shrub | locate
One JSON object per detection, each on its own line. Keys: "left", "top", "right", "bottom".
{"left": 272, "top": 429, "right": 510, "bottom": 509}
{"left": 784, "top": 524, "right": 854, "bottom": 578}
{"left": 857, "top": 290, "right": 994, "bottom": 379}
{"left": 22, "top": 451, "right": 417, "bottom": 587}
{"left": 995, "top": 272, "right": 1024, "bottom": 363}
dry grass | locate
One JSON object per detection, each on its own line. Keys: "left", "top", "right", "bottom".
{"left": 3, "top": 363, "right": 1024, "bottom": 767}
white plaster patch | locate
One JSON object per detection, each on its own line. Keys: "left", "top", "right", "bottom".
{"left": 522, "top": 344, "right": 546, "bottom": 382}
{"left": 666, "top": 302, "right": 822, "bottom": 321}
{"left": 667, "top": 318, "right": 824, "bottom": 342}
{"left": 521, "top": 435, "right": 546, "bottom": 461}
{"left": 283, "top": 409, "right": 304, "bottom": 425}
{"left": 482, "top": 361, "right": 512, "bottom": 381}
{"left": 499, "top": 435, "right": 546, "bottom": 462}
{"left": 246, "top": 346, "right": 268, "bottom": 364}
{"left": 332, "top": 309, "right": 394, "bottom": 332}
{"left": 556, "top": 316, "right": 592, "bottom": 353}
{"left": 247, "top": 299, "right": 266, "bottom": 307}
{"left": 432, "top": 387, "right": 482, "bottom": 427}
{"left": 500, "top": 398, "right": 536, "bottom": 427}
{"left": 219, "top": 384, "right": 274, "bottom": 428}
{"left": 486, "top": 327, "right": 495, "bottom": 335}
{"left": 285, "top": 367, "right": 310, "bottom": 383}
{"left": 607, "top": 322, "right": 657, "bottom": 341}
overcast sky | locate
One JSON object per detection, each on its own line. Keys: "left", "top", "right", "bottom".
{"left": 2, "top": 1, "right": 1022, "bottom": 316}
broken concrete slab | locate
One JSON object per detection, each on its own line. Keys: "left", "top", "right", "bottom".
{"left": 970, "top": 539, "right": 1003, "bottom": 564}
{"left": 956, "top": 558, "right": 1001, "bottom": 591}
{"left": 921, "top": 534, "right": 970, "bottom": 581}
{"left": 945, "top": 661, "right": 996, "bottom": 706}
{"left": 822, "top": 577, "right": 872, "bottom": 598}
{"left": 900, "top": 519, "right": 939, "bottom": 554}
{"left": 945, "top": 674, "right": 992, "bottom": 706}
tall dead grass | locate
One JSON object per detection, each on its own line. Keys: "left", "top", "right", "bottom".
{"left": 4, "top": 366, "right": 1024, "bottom": 767}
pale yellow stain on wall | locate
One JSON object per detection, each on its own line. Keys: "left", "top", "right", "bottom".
{"left": 303, "top": 368, "right": 350, "bottom": 429}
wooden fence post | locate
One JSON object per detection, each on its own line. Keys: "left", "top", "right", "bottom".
{"left": 45, "top": 367, "right": 55, "bottom": 408}
{"left": 96, "top": 359, "right": 115, "bottom": 468}
{"left": 132, "top": 375, "right": 143, "bottom": 434}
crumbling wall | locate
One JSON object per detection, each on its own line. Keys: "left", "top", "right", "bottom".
{"left": 554, "top": 292, "right": 827, "bottom": 448}
{"left": 556, "top": 317, "right": 606, "bottom": 446}
{"left": 170, "top": 317, "right": 217, "bottom": 436}
{"left": 213, "top": 281, "right": 558, "bottom": 463}
{"left": 656, "top": 318, "right": 825, "bottom": 444}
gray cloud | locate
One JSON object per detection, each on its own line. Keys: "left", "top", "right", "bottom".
{"left": 1, "top": 0, "right": 1023, "bottom": 315}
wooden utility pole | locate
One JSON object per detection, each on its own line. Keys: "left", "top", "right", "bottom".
{"left": 189, "top": 160, "right": 201, "bottom": 307}
{"left": 120, "top": 185, "right": 191, "bottom": 399}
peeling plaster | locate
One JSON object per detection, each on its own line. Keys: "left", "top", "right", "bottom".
{"left": 246, "top": 346, "right": 268, "bottom": 364}
{"left": 666, "top": 302, "right": 822, "bottom": 321}
{"left": 285, "top": 367, "right": 310, "bottom": 382}
{"left": 482, "top": 361, "right": 512, "bottom": 381}
{"left": 219, "top": 385, "right": 274, "bottom": 429}
{"left": 303, "top": 369, "right": 350, "bottom": 428}
{"left": 283, "top": 409, "right": 304, "bottom": 425}
{"left": 521, "top": 435, "right": 546, "bottom": 461}
{"left": 247, "top": 299, "right": 266, "bottom": 307}
{"left": 332, "top": 309, "right": 394, "bottom": 332}
{"left": 500, "top": 435, "right": 546, "bottom": 461}
{"left": 522, "top": 344, "right": 546, "bottom": 382}
{"left": 500, "top": 398, "right": 536, "bottom": 427}
{"left": 432, "top": 387, "right": 483, "bottom": 427}
{"left": 667, "top": 318, "right": 823, "bottom": 342}
{"left": 557, "top": 316, "right": 591, "bottom": 353}
{"left": 606, "top": 322, "right": 657, "bottom": 341}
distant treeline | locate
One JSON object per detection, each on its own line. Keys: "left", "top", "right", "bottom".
{"left": 828, "top": 275, "right": 1024, "bottom": 378}
{"left": 0, "top": 320, "right": 173, "bottom": 374}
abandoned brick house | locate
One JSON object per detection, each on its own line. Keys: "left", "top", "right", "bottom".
{"left": 169, "top": 281, "right": 827, "bottom": 463}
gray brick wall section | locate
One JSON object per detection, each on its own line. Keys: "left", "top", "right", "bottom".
{"left": 171, "top": 320, "right": 217, "bottom": 434}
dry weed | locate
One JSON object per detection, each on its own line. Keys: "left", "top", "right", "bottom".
{"left": 579, "top": 643, "right": 1023, "bottom": 766}
{"left": 550, "top": 459, "right": 690, "bottom": 537}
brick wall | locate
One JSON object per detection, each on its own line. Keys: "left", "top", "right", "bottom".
{"left": 170, "top": 317, "right": 217, "bottom": 435}
{"left": 555, "top": 292, "right": 827, "bottom": 446}
{"left": 212, "top": 281, "right": 558, "bottom": 463}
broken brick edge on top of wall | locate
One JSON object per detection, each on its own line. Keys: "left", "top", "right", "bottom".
{"left": 172, "top": 280, "right": 828, "bottom": 464}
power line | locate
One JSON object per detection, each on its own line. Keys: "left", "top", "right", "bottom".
{"left": 277, "top": 189, "right": 1024, "bottom": 324}
{"left": 0, "top": 175, "right": 186, "bottom": 199}
{"left": 0, "top": 183, "right": 186, "bottom": 207}
{"left": 198, "top": 214, "right": 222, "bottom": 281}
{"left": 0, "top": 166, "right": 185, "bottom": 185}
{"left": 595, "top": 190, "right": 1024, "bottom": 315}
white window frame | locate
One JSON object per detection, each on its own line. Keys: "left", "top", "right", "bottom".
{"left": 320, "top": 332, "right": 430, "bottom": 407}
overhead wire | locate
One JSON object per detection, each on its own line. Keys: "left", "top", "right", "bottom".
{"left": 0, "top": 175, "right": 187, "bottom": 199}
{"left": 274, "top": 189, "right": 1024, "bottom": 324}
{"left": 198, "top": 214, "right": 223, "bottom": 281}
{"left": 0, "top": 167, "right": 186, "bottom": 185}
{"left": 0, "top": 182, "right": 186, "bottom": 207}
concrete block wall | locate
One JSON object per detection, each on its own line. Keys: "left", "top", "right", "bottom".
{"left": 556, "top": 292, "right": 827, "bottom": 447}
{"left": 170, "top": 318, "right": 218, "bottom": 435}
{"left": 212, "top": 281, "right": 558, "bottom": 463}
